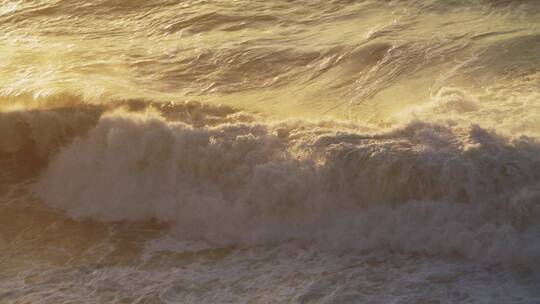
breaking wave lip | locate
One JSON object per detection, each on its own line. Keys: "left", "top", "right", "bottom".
{"left": 0, "top": 90, "right": 532, "bottom": 264}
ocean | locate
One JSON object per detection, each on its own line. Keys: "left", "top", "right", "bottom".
{"left": 1, "top": 0, "right": 540, "bottom": 303}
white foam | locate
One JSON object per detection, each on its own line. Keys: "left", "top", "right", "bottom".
{"left": 34, "top": 102, "right": 540, "bottom": 263}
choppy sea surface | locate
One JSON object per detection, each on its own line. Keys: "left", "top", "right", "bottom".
{"left": 1, "top": 0, "right": 540, "bottom": 303}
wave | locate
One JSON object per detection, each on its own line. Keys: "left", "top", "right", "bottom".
{"left": 2, "top": 91, "right": 532, "bottom": 264}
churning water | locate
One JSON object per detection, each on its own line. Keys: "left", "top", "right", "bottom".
{"left": 1, "top": 0, "right": 540, "bottom": 303}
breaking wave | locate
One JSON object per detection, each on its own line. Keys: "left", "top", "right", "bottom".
{"left": 0, "top": 91, "right": 533, "bottom": 264}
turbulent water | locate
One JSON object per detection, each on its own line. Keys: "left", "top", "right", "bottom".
{"left": 1, "top": 0, "right": 540, "bottom": 303}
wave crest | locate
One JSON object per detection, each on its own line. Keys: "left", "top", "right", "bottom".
{"left": 34, "top": 106, "right": 540, "bottom": 262}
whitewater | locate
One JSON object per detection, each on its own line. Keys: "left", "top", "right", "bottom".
{"left": 1, "top": 0, "right": 539, "bottom": 303}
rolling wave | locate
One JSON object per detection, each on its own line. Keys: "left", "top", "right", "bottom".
{"left": 1, "top": 90, "right": 537, "bottom": 263}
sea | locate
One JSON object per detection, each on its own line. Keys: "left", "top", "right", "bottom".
{"left": 1, "top": 0, "right": 540, "bottom": 303}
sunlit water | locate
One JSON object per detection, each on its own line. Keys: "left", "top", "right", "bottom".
{"left": 1, "top": 0, "right": 540, "bottom": 303}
